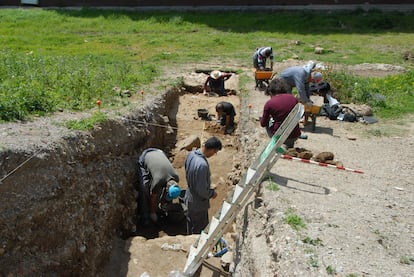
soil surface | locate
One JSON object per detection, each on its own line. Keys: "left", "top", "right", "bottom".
{"left": 103, "top": 61, "right": 414, "bottom": 277}
{"left": 2, "top": 61, "right": 413, "bottom": 277}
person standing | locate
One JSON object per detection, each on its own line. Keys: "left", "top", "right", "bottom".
{"left": 184, "top": 137, "right": 222, "bottom": 235}
{"left": 253, "top": 46, "right": 274, "bottom": 71}
{"left": 279, "top": 61, "right": 323, "bottom": 105}
{"left": 260, "top": 78, "right": 301, "bottom": 148}
{"left": 215, "top": 101, "right": 236, "bottom": 135}
{"left": 203, "top": 70, "right": 233, "bottom": 96}
{"left": 137, "top": 148, "right": 181, "bottom": 226}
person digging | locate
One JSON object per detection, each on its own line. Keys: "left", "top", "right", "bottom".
{"left": 215, "top": 101, "right": 236, "bottom": 135}
{"left": 203, "top": 70, "right": 233, "bottom": 97}
{"left": 137, "top": 148, "right": 181, "bottom": 226}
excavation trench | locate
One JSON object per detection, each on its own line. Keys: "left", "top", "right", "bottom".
{"left": 0, "top": 83, "right": 245, "bottom": 276}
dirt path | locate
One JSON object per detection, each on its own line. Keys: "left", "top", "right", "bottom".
{"left": 235, "top": 96, "right": 414, "bottom": 276}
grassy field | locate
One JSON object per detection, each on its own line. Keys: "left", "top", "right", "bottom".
{"left": 1, "top": 8, "right": 413, "bottom": 121}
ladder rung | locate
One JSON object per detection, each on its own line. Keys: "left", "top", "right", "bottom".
{"left": 197, "top": 231, "right": 209, "bottom": 249}
{"left": 232, "top": 184, "right": 244, "bottom": 203}
{"left": 245, "top": 167, "right": 256, "bottom": 184}
{"left": 184, "top": 245, "right": 198, "bottom": 270}
{"left": 219, "top": 201, "right": 232, "bottom": 221}
{"left": 208, "top": 216, "right": 220, "bottom": 234}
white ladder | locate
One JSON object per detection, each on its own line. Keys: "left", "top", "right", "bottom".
{"left": 183, "top": 103, "right": 305, "bottom": 276}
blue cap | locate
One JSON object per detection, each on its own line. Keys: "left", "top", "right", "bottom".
{"left": 166, "top": 184, "right": 181, "bottom": 201}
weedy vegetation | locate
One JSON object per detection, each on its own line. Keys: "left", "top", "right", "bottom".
{"left": 326, "top": 265, "right": 337, "bottom": 275}
{"left": 284, "top": 207, "right": 306, "bottom": 230}
{"left": 65, "top": 111, "right": 107, "bottom": 130}
{"left": 0, "top": 8, "right": 413, "bottom": 122}
{"left": 265, "top": 177, "right": 280, "bottom": 191}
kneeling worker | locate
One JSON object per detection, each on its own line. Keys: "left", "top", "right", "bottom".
{"left": 203, "top": 70, "right": 233, "bottom": 97}
{"left": 137, "top": 148, "right": 181, "bottom": 226}
{"left": 215, "top": 101, "right": 236, "bottom": 135}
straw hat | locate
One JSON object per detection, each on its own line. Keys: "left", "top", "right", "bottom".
{"left": 210, "top": 70, "right": 222, "bottom": 79}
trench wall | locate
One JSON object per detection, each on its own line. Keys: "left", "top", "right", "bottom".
{"left": 0, "top": 89, "right": 180, "bottom": 276}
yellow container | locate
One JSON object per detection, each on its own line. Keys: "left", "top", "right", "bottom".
{"left": 305, "top": 104, "right": 321, "bottom": 115}
{"left": 255, "top": 71, "right": 273, "bottom": 80}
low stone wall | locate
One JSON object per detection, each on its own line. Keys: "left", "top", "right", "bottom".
{"left": 0, "top": 89, "right": 180, "bottom": 276}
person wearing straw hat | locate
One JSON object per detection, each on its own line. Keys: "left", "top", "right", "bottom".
{"left": 203, "top": 70, "right": 233, "bottom": 97}
{"left": 137, "top": 148, "right": 181, "bottom": 226}
{"left": 279, "top": 61, "right": 323, "bottom": 105}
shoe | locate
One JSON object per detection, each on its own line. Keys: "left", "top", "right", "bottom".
{"left": 224, "top": 126, "right": 235, "bottom": 135}
{"left": 299, "top": 133, "right": 308, "bottom": 139}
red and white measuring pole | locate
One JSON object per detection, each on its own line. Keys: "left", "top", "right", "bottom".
{"left": 280, "top": 154, "right": 364, "bottom": 174}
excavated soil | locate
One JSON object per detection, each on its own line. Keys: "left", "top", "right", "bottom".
{"left": 105, "top": 62, "right": 414, "bottom": 277}
{"left": 1, "top": 62, "right": 413, "bottom": 277}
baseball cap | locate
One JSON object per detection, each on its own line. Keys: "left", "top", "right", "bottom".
{"left": 311, "top": 71, "right": 323, "bottom": 83}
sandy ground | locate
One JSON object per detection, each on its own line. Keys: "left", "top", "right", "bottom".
{"left": 235, "top": 94, "right": 414, "bottom": 277}
{"left": 104, "top": 74, "right": 242, "bottom": 277}
{"left": 103, "top": 63, "right": 414, "bottom": 277}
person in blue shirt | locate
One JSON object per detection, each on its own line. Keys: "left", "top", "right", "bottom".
{"left": 279, "top": 61, "right": 323, "bottom": 105}
{"left": 184, "top": 137, "right": 222, "bottom": 235}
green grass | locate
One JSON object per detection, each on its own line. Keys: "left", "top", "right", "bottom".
{"left": 65, "top": 111, "right": 107, "bottom": 130}
{"left": 284, "top": 207, "right": 306, "bottom": 231}
{"left": 302, "top": 236, "right": 323, "bottom": 246}
{"left": 308, "top": 256, "right": 320, "bottom": 268}
{"left": 1, "top": 8, "right": 414, "bottom": 121}
{"left": 399, "top": 255, "right": 414, "bottom": 265}
{"left": 326, "top": 70, "right": 414, "bottom": 118}
{"left": 0, "top": 50, "right": 156, "bottom": 121}
{"left": 326, "top": 265, "right": 337, "bottom": 275}
{"left": 265, "top": 177, "right": 280, "bottom": 191}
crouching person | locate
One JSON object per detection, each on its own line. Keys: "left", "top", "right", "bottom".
{"left": 137, "top": 148, "right": 181, "bottom": 226}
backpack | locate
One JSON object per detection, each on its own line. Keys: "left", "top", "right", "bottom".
{"left": 321, "top": 104, "right": 360, "bottom": 122}
{"left": 320, "top": 103, "right": 342, "bottom": 120}
{"left": 310, "top": 81, "right": 331, "bottom": 98}
{"left": 340, "top": 106, "right": 359, "bottom": 122}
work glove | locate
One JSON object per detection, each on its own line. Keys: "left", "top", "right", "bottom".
{"left": 150, "top": 212, "right": 158, "bottom": 222}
